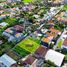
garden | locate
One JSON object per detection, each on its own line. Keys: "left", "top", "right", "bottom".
{"left": 0, "top": 41, "right": 15, "bottom": 56}
{"left": 63, "top": 4, "right": 67, "bottom": 11}
{"left": 2, "top": 17, "right": 17, "bottom": 26}
{"left": 13, "top": 46, "right": 30, "bottom": 57}
{"left": 57, "top": 40, "right": 63, "bottom": 48}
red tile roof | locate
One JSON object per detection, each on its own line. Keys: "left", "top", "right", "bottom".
{"left": 10, "top": 64, "right": 17, "bottom": 67}
{"left": 65, "top": 32, "right": 67, "bottom": 34}
{"left": 13, "top": 25, "right": 24, "bottom": 32}
{"left": 24, "top": 55, "right": 36, "bottom": 65}
{"left": 35, "top": 46, "right": 48, "bottom": 57}
{"left": 63, "top": 38, "right": 67, "bottom": 46}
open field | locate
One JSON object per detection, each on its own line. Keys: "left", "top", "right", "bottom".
{"left": 18, "top": 37, "right": 40, "bottom": 53}
{"left": 23, "top": 0, "right": 35, "bottom": 3}
{"left": 13, "top": 37, "right": 40, "bottom": 57}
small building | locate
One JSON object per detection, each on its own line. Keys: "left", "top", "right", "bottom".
{"left": 41, "top": 36, "right": 54, "bottom": 47}
{"left": 0, "top": 10, "right": 4, "bottom": 14}
{"left": 0, "top": 22, "right": 8, "bottom": 27}
{"left": 55, "top": 11, "right": 67, "bottom": 24}
{"left": 0, "top": 16, "right": 6, "bottom": 21}
{"left": 41, "top": 27, "right": 61, "bottom": 47}
{"left": 10, "top": 63, "right": 17, "bottom": 67}
{"left": 0, "top": 62, "right": 6, "bottom": 67}
{"left": 13, "top": 25, "right": 24, "bottom": 32}
{"left": 34, "top": 46, "right": 48, "bottom": 58}
{"left": 62, "top": 0, "right": 67, "bottom": 4}
{"left": 37, "top": 59, "right": 44, "bottom": 67}
{"left": 0, "top": 40, "right": 3, "bottom": 45}
{"left": 2, "top": 25, "right": 26, "bottom": 43}
{"left": 0, "top": 54, "right": 16, "bottom": 67}
{"left": 49, "top": 28, "right": 61, "bottom": 36}
{"left": 61, "top": 38, "right": 67, "bottom": 49}
{"left": 46, "top": 28, "right": 61, "bottom": 38}
{"left": 23, "top": 55, "right": 38, "bottom": 67}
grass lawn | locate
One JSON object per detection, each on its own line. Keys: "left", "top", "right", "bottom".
{"left": 0, "top": 42, "right": 14, "bottom": 56}
{"left": 18, "top": 37, "right": 40, "bottom": 53}
{"left": 63, "top": 5, "right": 67, "bottom": 11}
{"left": 13, "top": 46, "right": 30, "bottom": 57}
{"left": 14, "top": 37, "right": 40, "bottom": 57}
{"left": 57, "top": 40, "right": 63, "bottom": 48}
{"left": 2, "top": 17, "right": 17, "bottom": 26}
{"left": 23, "top": 0, "right": 35, "bottom": 3}
{"left": 65, "top": 55, "right": 67, "bottom": 60}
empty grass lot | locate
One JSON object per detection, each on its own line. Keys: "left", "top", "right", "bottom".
{"left": 14, "top": 37, "right": 40, "bottom": 57}
{"left": 23, "top": 0, "right": 35, "bottom": 3}
{"left": 18, "top": 37, "right": 40, "bottom": 53}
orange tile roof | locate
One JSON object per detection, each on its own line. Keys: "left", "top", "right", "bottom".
{"left": 42, "top": 36, "right": 54, "bottom": 43}
{"left": 55, "top": 12, "right": 67, "bottom": 22}
{"left": 50, "top": 28, "right": 60, "bottom": 33}
{"left": 48, "top": 20, "right": 55, "bottom": 25}
{"left": 42, "top": 38, "right": 50, "bottom": 43}
{"left": 53, "top": 0, "right": 61, "bottom": 3}
{"left": 46, "top": 32, "right": 56, "bottom": 37}
{"left": 46, "top": 28, "right": 61, "bottom": 38}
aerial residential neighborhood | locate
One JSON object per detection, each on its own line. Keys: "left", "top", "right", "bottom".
{"left": 0, "top": 0, "right": 67, "bottom": 67}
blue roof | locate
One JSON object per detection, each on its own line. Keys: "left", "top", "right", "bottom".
{"left": 0, "top": 54, "right": 16, "bottom": 67}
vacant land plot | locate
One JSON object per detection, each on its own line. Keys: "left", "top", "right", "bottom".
{"left": 13, "top": 37, "right": 40, "bottom": 57}
{"left": 23, "top": 0, "right": 35, "bottom": 3}
{"left": 19, "top": 37, "right": 40, "bottom": 52}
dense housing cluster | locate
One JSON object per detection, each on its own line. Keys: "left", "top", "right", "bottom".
{"left": 0, "top": 0, "right": 67, "bottom": 67}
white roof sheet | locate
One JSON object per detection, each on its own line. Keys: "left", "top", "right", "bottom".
{"left": 0, "top": 54, "right": 16, "bottom": 67}
{"left": 45, "top": 49, "right": 65, "bottom": 67}
{"left": 0, "top": 22, "right": 8, "bottom": 27}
